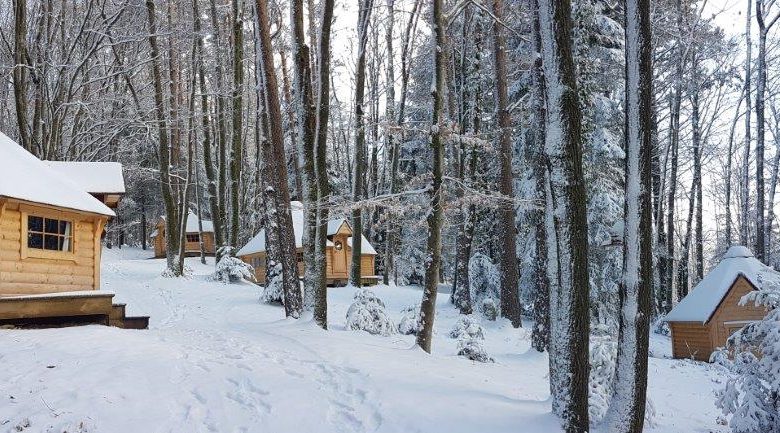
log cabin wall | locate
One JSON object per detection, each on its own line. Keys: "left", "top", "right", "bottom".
{"left": 708, "top": 276, "right": 768, "bottom": 350}
{"left": 0, "top": 200, "right": 104, "bottom": 296}
{"left": 670, "top": 322, "right": 713, "bottom": 361}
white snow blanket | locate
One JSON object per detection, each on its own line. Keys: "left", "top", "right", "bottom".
{"left": 44, "top": 161, "right": 126, "bottom": 194}
{"left": 665, "top": 245, "right": 780, "bottom": 323}
{"left": 0, "top": 248, "right": 729, "bottom": 432}
{"left": 0, "top": 131, "right": 114, "bottom": 216}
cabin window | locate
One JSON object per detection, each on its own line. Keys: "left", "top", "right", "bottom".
{"left": 186, "top": 233, "right": 200, "bottom": 243}
{"left": 296, "top": 252, "right": 304, "bottom": 263}
{"left": 334, "top": 240, "right": 343, "bottom": 251}
{"left": 27, "top": 215, "right": 73, "bottom": 252}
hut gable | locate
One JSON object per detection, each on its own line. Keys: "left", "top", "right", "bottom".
{"left": 0, "top": 132, "right": 114, "bottom": 217}
{"left": 664, "top": 245, "right": 778, "bottom": 324}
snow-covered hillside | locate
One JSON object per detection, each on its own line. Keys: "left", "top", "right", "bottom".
{"left": 0, "top": 248, "right": 727, "bottom": 433}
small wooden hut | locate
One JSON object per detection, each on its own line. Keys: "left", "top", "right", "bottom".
{"left": 665, "top": 245, "right": 775, "bottom": 361}
{"left": 150, "top": 211, "right": 216, "bottom": 258}
{"left": 237, "top": 201, "right": 378, "bottom": 286}
{"left": 0, "top": 131, "right": 146, "bottom": 328}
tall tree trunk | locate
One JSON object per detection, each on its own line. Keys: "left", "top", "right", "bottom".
{"left": 742, "top": 0, "right": 752, "bottom": 247}
{"left": 209, "top": 0, "right": 229, "bottom": 254}
{"left": 383, "top": 0, "right": 397, "bottom": 287}
{"left": 755, "top": 0, "right": 776, "bottom": 262}
{"left": 538, "top": 0, "right": 590, "bottom": 428}
{"left": 12, "top": 0, "right": 31, "bottom": 152}
{"left": 350, "top": 0, "right": 374, "bottom": 286}
{"left": 229, "top": 0, "right": 245, "bottom": 250}
{"left": 416, "top": 0, "right": 445, "bottom": 354}
{"left": 312, "top": 0, "right": 336, "bottom": 329}
{"left": 145, "top": 0, "right": 180, "bottom": 274}
{"left": 725, "top": 91, "right": 745, "bottom": 248}
{"left": 677, "top": 180, "right": 696, "bottom": 300}
{"left": 605, "top": 0, "right": 653, "bottom": 428}
{"left": 254, "top": 0, "right": 303, "bottom": 318}
{"left": 692, "top": 77, "right": 703, "bottom": 283}
{"left": 291, "top": 0, "right": 318, "bottom": 310}
{"left": 492, "top": 0, "right": 522, "bottom": 328}
{"left": 530, "top": 0, "right": 549, "bottom": 352}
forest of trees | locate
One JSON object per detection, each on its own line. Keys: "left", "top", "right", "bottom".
{"left": 1, "top": 0, "right": 776, "bottom": 430}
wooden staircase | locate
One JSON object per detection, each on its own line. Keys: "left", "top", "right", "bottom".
{"left": 0, "top": 292, "right": 148, "bottom": 329}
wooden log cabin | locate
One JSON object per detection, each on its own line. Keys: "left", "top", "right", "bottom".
{"left": 44, "top": 161, "right": 126, "bottom": 209}
{"left": 237, "top": 202, "right": 378, "bottom": 286}
{"left": 665, "top": 245, "right": 774, "bottom": 361}
{"left": 150, "top": 211, "right": 216, "bottom": 258}
{"left": 0, "top": 131, "right": 147, "bottom": 329}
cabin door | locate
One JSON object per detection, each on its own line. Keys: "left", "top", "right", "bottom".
{"left": 332, "top": 237, "right": 347, "bottom": 274}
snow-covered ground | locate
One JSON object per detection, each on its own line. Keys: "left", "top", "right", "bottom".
{"left": 0, "top": 247, "right": 729, "bottom": 433}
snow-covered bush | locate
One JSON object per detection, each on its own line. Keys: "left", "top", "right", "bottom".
{"left": 211, "top": 248, "right": 255, "bottom": 284}
{"left": 714, "top": 280, "right": 780, "bottom": 433}
{"left": 457, "top": 337, "right": 493, "bottom": 363}
{"left": 481, "top": 298, "right": 498, "bottom": 321}
{"left": 652, "top": 315, "right": 670, "bottom": 336}
{"left": 260, "top": 260, "right": 284, "bottom": 305}
{"left": 469, "top": 254, "right": 500, "bottom": 320}
{"left": 346, "top": 289, "right": 396, "bottom": 336}
{"left": 449, "top": 317, "right": 485, "bottom": 340}
{"left": 588, "top": 325, "right": 617, "bottom": 424}
{"left": 398, "top": 305, "right": 420, "bottom": 335}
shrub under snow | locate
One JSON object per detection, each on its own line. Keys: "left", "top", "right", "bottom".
{"left": 714, "top": 280, "right": 780, "bottom": 433}
{"left": 588, "top": 325, "right": 617, "bottom": 424}
{"left": 397, "top": 305, "right": 421, "bottom": 335}
{"left": 346, "top": 289, "right": 396, "bottom": 336}
{"left": 260, "top": 261, "right": 284, "bottom": 305}
{"left": 469, "top": 253, "right": 500, "bottom": 320}
{"left": 449, "top": 317, "right": 485, "bottom": 340}
{"left": 212, "top": 248, "right": 255, "bottom": 284}
{"left": 456, "top": 337, "right": 493, "bottom": 363}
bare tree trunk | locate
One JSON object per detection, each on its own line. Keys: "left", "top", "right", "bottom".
{"left": 291, "top": 0, "right": 319, "bottom": 310}
{"left": 209, "top": 0, "right": 229, "bottom": 254}
{"left": 229, "top": 0, "right": 244, "bottom": 250}
{"left": 492, "top": 0, "right": 522, "bottom": 328}
{"left": 725, "top": 91, "right": 745, "bottom": 247}
{"left": 530, "top": 0, "right": 549, "bottom": 352}
{"left": 416, "top": 0, "right": 445, "bottom": 354}
{"left": 350, "top": 0, "right": 374, "bottom": 286}
{"left": 12, "top": 0, "right": 31, "bottom": 152}
{"left": 677, "top": 180, "right": 696, "bottom": 300}
{"left": 312, "top": 0, "right": 336, "bottom": 329}
{"left": 383, "top": 0, "right": 396, "bottom": 287}
{"left": 538, "top": 0, "right": 590, "bottom": 428}
{"left": 692, "top": 77, "right": 703, "bottom": 283}
{"left": 605, "top": 0, "right": 653, "bottom": 427}
{"left": 254, "top": 0, "right": 303, "bottom": 318}
{"left": 742, "top": 0, "right": 752, "bottom": 247}
{"left": 145, "top": 0, "right": 180, "bottom": 274}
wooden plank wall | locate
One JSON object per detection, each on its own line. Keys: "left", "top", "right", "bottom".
{"left": 709, "top": 276, "right": 769, "bottom": 349}
{"left": 0, "top": 201, "right": 99, "bottom": 295}
{"left": 670, "top": 322, "right": 713, "bottom": 361}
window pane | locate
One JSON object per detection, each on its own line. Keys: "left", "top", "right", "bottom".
{"left": 28, "top": 232, "right": 43, "bottom": 249}
{"left": 28, "top": 216, "right": 43, "bottom": 232}
{"left": 59, "top": 220, "right": 71, "bottom": 235}
{"left": 44, "top": 235, "right": 60, "bottom": 250}
{"left": 45, "top": 218, "right": 59, "bottom": 234}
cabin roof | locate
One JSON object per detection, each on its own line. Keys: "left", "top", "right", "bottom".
{"left": 0, "top": 131, "right": 115, "bottom": 217}
{"left": 664, "top": 245, "right": 780, "bottom": 323}
{"left": 44, "top": 161, "right": 126, "bottom": 194}
{"left": 236, "top": 201, "right": 378, "bottom": 256}
{"left": 150, "top": 211, "right": 214, "bottom": 237}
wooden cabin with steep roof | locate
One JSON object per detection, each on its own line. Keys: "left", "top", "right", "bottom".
{"left": 150, "top": 211, "right": 216, "bottom": 258}
{"left": 664, "top": 245, "right": 775, "bottom": 361}
{"left": 0, "top": 131, "right": 147, "bottom": 328}
{"left": 237, "top": 201, "right": 378, "bottom": 286}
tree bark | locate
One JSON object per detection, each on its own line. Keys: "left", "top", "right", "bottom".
{"left": 229, "top": 0, "right": 244, "bottom": 250}
{"left": 416, "top": 0, "right": 446, "bottom": 354}
{"left": 742, "top": 0, "right": 752, "bottom": 247}
{"left": 12, "top": 0, "right": 32, "bottom": 152}
{"left": 254, "top": 0, "right": 303, "bottom": 317}
{"left": 605, "top": 0, "right": 653, "bottom": 428}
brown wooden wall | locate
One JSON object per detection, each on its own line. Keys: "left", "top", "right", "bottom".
{"left": 670, "top": 322, "right": 713, "bottom": 361}
{"left": 153, "top": 224, "right": 216, "bottom": 258}
{"left": 0, "top": 200, "right": 105, "bottom": 296}
{"left": 708, "top": 275, "right": 768, "bottom": 350}
{"left": 240, "top": 246, "right": 376, "bottom": 285}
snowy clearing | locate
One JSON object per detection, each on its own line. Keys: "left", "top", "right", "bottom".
{"left": 0, "top": 248, "right": 727, "bottom": 433}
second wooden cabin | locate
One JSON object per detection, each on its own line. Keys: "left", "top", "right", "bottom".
{"left": 237, "top": 201, "right": 378, "bottom": 286}
{"left": 150, "top": 211, "right": 216, "bottom": 258}
{"left": 665, "top": 245, "right": 775, "bottom": 361}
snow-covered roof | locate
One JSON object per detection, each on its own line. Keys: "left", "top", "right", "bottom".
{"left": 0, "top": 131, "right": 115, "bottom": 217}
{"left": 236, "top": 202, "right": 378, "bottom": 256}
{"left": 665, "top": 245, "right": 780, "bottom": 323}
{"left": 44, "top": 161, "right": 126, "bottom": 194}
{"left": 150, "top": 211, "right": 214, "bottom": 237}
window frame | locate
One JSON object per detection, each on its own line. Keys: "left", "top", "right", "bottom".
{"left": 186, "top": 233, "right": 201, "bottom": 243}
{"left": 20, "top": 206, "right": 78, "bottom": 261}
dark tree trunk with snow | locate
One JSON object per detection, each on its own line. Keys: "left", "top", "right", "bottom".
{"left": 12, "top": 0, "right": 31, "bottom": 152}
{"left": 416, "top": 0, "right": 445, "bottom": 354}
{"left": 229, "top": 0, "right": 244, "bottom": 250}
{"left": 742, "top": 0, "right": 752, "bottom": 248}
{"left": 350, "top": 0, "right": 374, "bottom": 287}
{"left": 492, "top": 0, "right": 522, "bottom": 329}
{"left": 605, "top": 0, "right": 653, "bottom": 428}
{"left": 537, "top": 0, "right": 590, "bottom": 429}
{"left": 254, "top": 0, "right": 303, "bottom": 318}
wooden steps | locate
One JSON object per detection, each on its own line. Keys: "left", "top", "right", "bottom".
{"left": 0, "top": 292, "right": 148, "bottom": 329}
